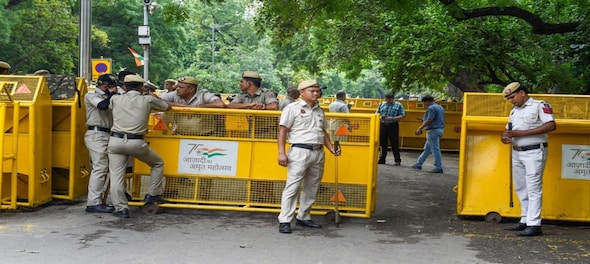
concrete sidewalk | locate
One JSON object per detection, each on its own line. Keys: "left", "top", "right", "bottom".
{"left": 0, "top": 151, "right": 588, "bottom": 264}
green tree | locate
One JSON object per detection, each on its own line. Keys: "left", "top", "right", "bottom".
{"left": 0, "top": 0, "right": 78, "bottom": 74}
{"left": 258, "top": 0, "right": 590, "bottom": 94}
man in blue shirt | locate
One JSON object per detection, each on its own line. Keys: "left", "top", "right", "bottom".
{"left": 411, "top": 95, "right": 445, "bottom": 173}
{"left": 376, "top": 93, "right": 405, "bottom": 165}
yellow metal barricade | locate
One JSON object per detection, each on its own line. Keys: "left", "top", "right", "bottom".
{"left": 128, "top": 108, "right": 379, "bottom": 218}
{"left": 50, "top": 77, "right": 90, "bottom": 199}
{"left": 0, "top": 102, "right": 20, "bottom": 209}
{"left": 457, "top": 93, "right": 590, "bottom": 222}
{"left": 0, "top": 75, "right": 53, "bottom": 209}
{"left": 345, "top": 99, "right": 462, "bottom": 151}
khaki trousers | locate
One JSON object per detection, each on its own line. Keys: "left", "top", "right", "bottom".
{"left": 108, "top": 136, "right": 164, "bottom": 211}
{"left": 84, "top": 130, "right": 111, "bottom": 206}
{"left": 278, "top": 147, "right": 325, "bottom": 223}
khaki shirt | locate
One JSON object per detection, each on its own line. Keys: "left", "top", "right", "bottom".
{"left": 279, "top": 96, "right": 296, "bottom": 111}
{"left": 231, "top": 88, "right": 278, "bottom": 105}
{"left": 84, "top": 89, "right": 113, "bottom": 128}
{"left": 279, "top": 100, "right": 327, "bottom": 145}
{"left": 160, "top": 89, "right": 219, "bottom": 106}
{"left": 109, "top": 90, "right": 169, "bottom": 135}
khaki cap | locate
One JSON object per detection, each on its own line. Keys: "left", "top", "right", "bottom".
{"left": 177, "top": 76, "right": 198, "bottom": 86}
{"left": 297, "top": 79, "right": 320, "bottom": 91}
{"left": 0, "top": 61, "right": 11, "bottom": 69}
{"left": 503, "top": 82, "right": 522, "bottom": 97}
{"left": 124, "top": 74, "right": 144, "bottom": 83}
{"left": 242, "top": 71, "right": 261, "bottom": 80}
{"left": 34, "top": 69, "right": 50, "bottom": 75}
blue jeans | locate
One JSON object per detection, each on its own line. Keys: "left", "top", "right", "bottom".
{"left": 416, "top": 128, "right": 443, "bottom": 170}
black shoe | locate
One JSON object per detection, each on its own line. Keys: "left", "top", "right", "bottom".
{"left": 504, "top": 222, "right": 527, "bottom": 231}
{"left": 518, "top": 226, "right": 542, "bottom": 236}
{"left": 279, "top": 223, "right": 291, "bottom": 234}
{"left": 86, "top": 204, "right": 115, "bottom": 213}
{"left": 429, "top": 169, "right": 444, "bottom": 173}
{"left": 377, "top": 160, "right": 385, "bottom": 164}
{"left": 113, "top": 209, "right": 129, "bottom": 218}
{"left": 144, "top": 194, "right": 167, "bottom": 203}
{"left": 394, "top": 162, "right": 401, "bottom": 166}
{"left": 296, "top": 219, "right": 322, "bottom": 228}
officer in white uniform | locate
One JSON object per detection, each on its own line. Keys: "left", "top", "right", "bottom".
{"left": 84, "top": 74, "right": 118, "bottom": 213}
{"left": 277, "top": 79, "right": 340, "bottom": 234}
{"left": 501, "top": 82, "right": 556, "bottom": 236}
{"left": 107, "top": 74, "right": 172, "bottom": 218}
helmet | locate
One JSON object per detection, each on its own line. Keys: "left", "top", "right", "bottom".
{"left": 97, "top": 74, "right": 118, "bottom": 86}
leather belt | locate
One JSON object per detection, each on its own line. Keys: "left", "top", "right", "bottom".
{"left": 513, "top": 143, "right": 547, "bottom": 151}
{"left": 291, "top": 144, "right": 323, "bottom": 151}
{"left": 88, "top": 126, "right": 110, "bottom": 133}
{"left": 111, "top": 132, "right": 144, "bottom": 140}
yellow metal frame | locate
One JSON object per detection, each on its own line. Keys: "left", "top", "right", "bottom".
{"left": 0, "top": 76, "right": 53, "bottom": 209}
{"left": 50, "top": 78, "right": 90, "bottom": 200}
{"left": 457, "top": 92, "right": 590, "bottom": 222}
{"left": 129, "top": 108, "right": 379, "bottom": 218}
{"left": 0, "top": 102, "right": 20, "bottom": 209}
{"left": 326, "top": 99, "right": 462, "bottom": 151}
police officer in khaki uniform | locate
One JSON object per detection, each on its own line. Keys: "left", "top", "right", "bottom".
{"left": 227, "top": 71, "right": 278, "bottom": 110}
{"left": 160, "top": 76, "right": 226, "bottom": 136}
{"left": 107, "top": 74, "right": 172, "bottom": 218}
{"left": 278, "top": 85, "right": 300, "bottom": 111}
{"left": 160, "top": 79, "right": 177, "bottom": 96}
{"left": 0, "top": 61, "right": 11, "bottom": 75}
{"left": 84, "top": 74, "right": 118, "bottom": 213}
{"left": 501, "top": 82, "right": 556, "bottom": 236}
{"left": 277, "top": 79, "right": 341, "bottom": 234}
{"left": 160, "top": 76, "right": 225, "bottom": 108}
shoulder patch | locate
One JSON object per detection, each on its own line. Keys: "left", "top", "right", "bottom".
{"left": 542, "top": 103, "right": 553, "bottom": 114}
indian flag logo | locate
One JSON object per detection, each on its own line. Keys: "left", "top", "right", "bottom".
{"left": 201, "top": 148, "right": 227, "bottom": 158}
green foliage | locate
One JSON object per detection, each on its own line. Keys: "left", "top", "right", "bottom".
{"left": 0, "top": 0, "right": 78, "bottom": 74}
{"left": 1, "top": 0, "right": 588, "bottom": 97}
{"left": 258, "top": 0, "right": 590, "bottom": 94}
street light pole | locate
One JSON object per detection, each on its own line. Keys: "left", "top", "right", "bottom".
{"left": 79, "top": 0, "right": 91, "bottom": 84}
{"left": 207, "top": 23, "right": 232, "bottom": 71}
{"left": 140, "top": 0, "right": 152, "bottom": 80}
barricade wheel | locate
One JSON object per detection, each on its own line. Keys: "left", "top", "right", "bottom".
{"left": 325, "top": 211, "right": 340, "bottom": 222}
{"left": 485, "top": 212, "right": 502, "bottom": 223}
{"left": 142, "top": 202, "right": 159, "bottom": 215}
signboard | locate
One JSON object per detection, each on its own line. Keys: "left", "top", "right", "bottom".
{"left": 562, "top": 144, "right": 590, "bottom": 180}
{"left": 178, "top": 139, "right": 238, "bottom": 176}
{"left": 91, "top": 58, "right": 112, "bottom": 81}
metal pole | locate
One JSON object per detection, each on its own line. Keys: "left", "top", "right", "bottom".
{"left": 211, "top": 26, "right": 215, "bottom": 70}
{"left": 79, "top": 0, "right": 92, "bottom": 84}
{"left": 143, "top": 4, "right": 150, "bottom": 80}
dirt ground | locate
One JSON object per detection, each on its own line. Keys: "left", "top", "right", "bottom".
{"left": 0, "top": 150, "right": 589, "bottom": 263}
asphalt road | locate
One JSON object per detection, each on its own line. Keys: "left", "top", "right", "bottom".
{"left": 1, "top": 151, "right": 589, "bottom": 264}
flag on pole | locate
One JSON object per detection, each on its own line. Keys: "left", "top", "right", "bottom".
{"left": 127, "top": 47, "right": 144, "bottom": 66}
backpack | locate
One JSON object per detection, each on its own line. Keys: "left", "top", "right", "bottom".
{"left": 44, "top": 74, "right": 79, "bottom": 100}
